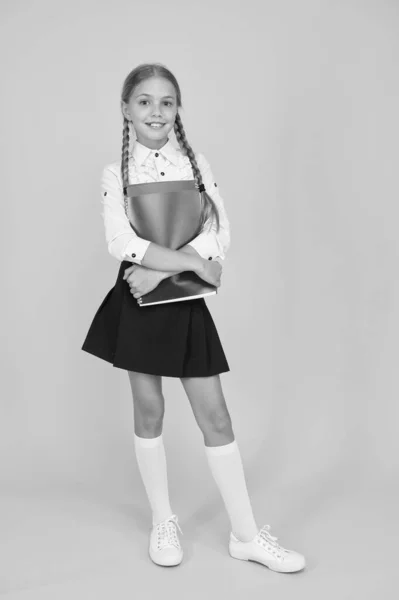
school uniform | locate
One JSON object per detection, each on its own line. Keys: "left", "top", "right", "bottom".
{"left": 81, "top": 140, "right": 230, "bottom": 377}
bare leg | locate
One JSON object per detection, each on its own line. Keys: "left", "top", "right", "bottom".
{"left": 180, "top": 375, "right": 258, "bottom": 541}
{"left": 128, "top": 371, "right": 173, "bottom": 525}
{"left": 128, "top": 370, "right": 164, "bottom": 437}
{"left": 180, "top": 374, "right": 234, "bottom": 446}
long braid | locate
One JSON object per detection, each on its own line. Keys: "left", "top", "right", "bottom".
{"left": 174, "top": 113, "right": 220, "bottom": 233}
{"left": 121, "top": 117, "right": 130, "bottom": 219}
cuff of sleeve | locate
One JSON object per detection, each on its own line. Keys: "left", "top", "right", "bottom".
{"left": 187, "top": 232, "right": 223, "bottom": 261}
{"left": 124, "top": 238, "right": 151, "bottom": 264}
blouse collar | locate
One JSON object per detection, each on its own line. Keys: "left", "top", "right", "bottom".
{"left": 131, "top": 139, "right": 180, "bottom": 167}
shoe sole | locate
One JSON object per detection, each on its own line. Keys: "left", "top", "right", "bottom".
{"left": 149, "top": 558, "right": 182, "bottom": 567}
{"left": 149, "top": 549, "right": 183, "bottom": 567}
{"left": 229, "top": 547, "right": 305, "bottom": 573}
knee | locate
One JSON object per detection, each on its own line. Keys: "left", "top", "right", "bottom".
{"left": 134, "top": 400, "right": 164, "bottom": 436}
{"left": 134, "top": 412, "right": 164, "bottom": 437}
{"left": 201, "top": 409, "right": 232, "bottom": 435}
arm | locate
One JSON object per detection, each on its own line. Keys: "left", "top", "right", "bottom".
{"left": 124, "top": 243, "right": 222, "bottom": 298}
{"left": 101, "top": 166, "right": 152, "bottom": 264}
{"left": 140, "top": 241, "right": 205, "bottom": 273}
{"left": 146, "top": 244, "right": 209, "bottom": 284}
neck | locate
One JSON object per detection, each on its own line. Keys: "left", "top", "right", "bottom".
{"left": 136, "top": 136, "right": 169, "bottom": 150}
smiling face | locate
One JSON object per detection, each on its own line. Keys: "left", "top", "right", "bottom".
{"left": 122, "top": 76, "right": 178, "bottom": 150}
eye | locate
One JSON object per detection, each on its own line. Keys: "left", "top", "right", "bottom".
{"left": 163, "top": 101, "right": 173, "bottom": 107}
{"left": 139, "top": 100, "right": 149, "bottom": 105}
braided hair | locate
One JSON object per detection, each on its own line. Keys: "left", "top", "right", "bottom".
{"left": 120, "top": 63, "right": 220, "bottom": 233}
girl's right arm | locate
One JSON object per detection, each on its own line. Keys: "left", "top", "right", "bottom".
{"left": 140, "top": 244, "right": 222, "bottom": 287}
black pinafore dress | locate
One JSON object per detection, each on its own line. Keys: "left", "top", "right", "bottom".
{"left": 81, "top": 261, "right": 229, "bottom": 377}
{"left": 81, "top": 181, "right": 229, "bottom": 378}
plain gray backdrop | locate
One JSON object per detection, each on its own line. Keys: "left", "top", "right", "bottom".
{"left": 1, "top": 0, "right": 398, "bottom": 598}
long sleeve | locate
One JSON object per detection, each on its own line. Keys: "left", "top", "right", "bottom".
{"left": 100, "top": 165, "right": 151, "bottom": 264}
{"left": 186, "top": 153, "right": 231, "bottom": 261}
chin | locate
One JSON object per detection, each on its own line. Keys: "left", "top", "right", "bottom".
{"left": 143, "top": 124, "right": 173, "bottom": 135}
{"left": 136, "top": 125, "right": 173, "bottom": 148}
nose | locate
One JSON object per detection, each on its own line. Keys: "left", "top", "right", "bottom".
{"left": 151, "top": 103, "right": 162, "bottom": 117}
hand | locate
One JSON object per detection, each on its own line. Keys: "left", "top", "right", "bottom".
{"left": 123, "top": 264, "right": 165, "bottom": 303}
{"left": 197, "top": 259, "right": 222, "bottom": 287}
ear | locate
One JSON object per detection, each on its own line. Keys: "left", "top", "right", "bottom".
{"left": 121, "top": 101, "right": 131, "bottom": 121}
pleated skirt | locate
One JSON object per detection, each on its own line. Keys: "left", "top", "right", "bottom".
{"left": 81, "top": 260, "right": 230, "bottom": 378}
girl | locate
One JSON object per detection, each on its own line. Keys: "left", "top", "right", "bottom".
{"left": 82, "top": 63, "right": 305, "bottom": 572}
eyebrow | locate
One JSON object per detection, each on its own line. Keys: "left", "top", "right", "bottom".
{"left": 135, "top": 93, "right": 175, "bottom": 99}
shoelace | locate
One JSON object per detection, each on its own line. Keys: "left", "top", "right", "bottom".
{"left": 257, "top": 524, "right": 286, "bottom": 559}
{"left": 155, "top": 515, "right": 183, "bottom": 550}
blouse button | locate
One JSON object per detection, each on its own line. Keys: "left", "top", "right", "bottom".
{"left": 155, "top": 153, "right": 159, "bottom": 157}
{"left": 208, "top": 256, "right": 212, "bottom": 260}
{"left": 160, "top": 171, "right": 165, "bottom": 176}
{"left": 131, "top": 253, "right": 136, "bottom": 258}
{"left": 104, "top": 191, "right": 107, "bottom": 196}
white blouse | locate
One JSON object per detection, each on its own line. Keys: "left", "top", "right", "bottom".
{"left": 100, "top": 140, "right": 230, "bottom": 265}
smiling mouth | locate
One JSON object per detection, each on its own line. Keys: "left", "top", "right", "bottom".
{"left": 146, "top": 123, "right": 165, "bottom": 129}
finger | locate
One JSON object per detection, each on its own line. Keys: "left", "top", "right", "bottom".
{"left": 123, "top": 265, "right": 136, "bottom": 280}
{"left": 134, "top": 292, "right": 141, "bottom": 298}
{"left": 127, "top": 271, "right": 137, "bottom": 282}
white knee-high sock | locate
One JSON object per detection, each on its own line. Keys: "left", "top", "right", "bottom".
{"left": 134, "top": 433, "right": 174, "bottom": 526}
{"left": 204, "top": 439, "right": 259, "bottom": 542}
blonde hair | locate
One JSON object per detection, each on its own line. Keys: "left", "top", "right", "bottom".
{"left": 120, "top": 63, "right": 220, "bottom": 233}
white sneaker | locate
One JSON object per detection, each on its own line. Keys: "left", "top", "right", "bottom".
{"left": 229, "top": 524, "right": 306, "bottom": 573}
{"left": 148, "top": 514, "right": 183, "bottom": 567}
